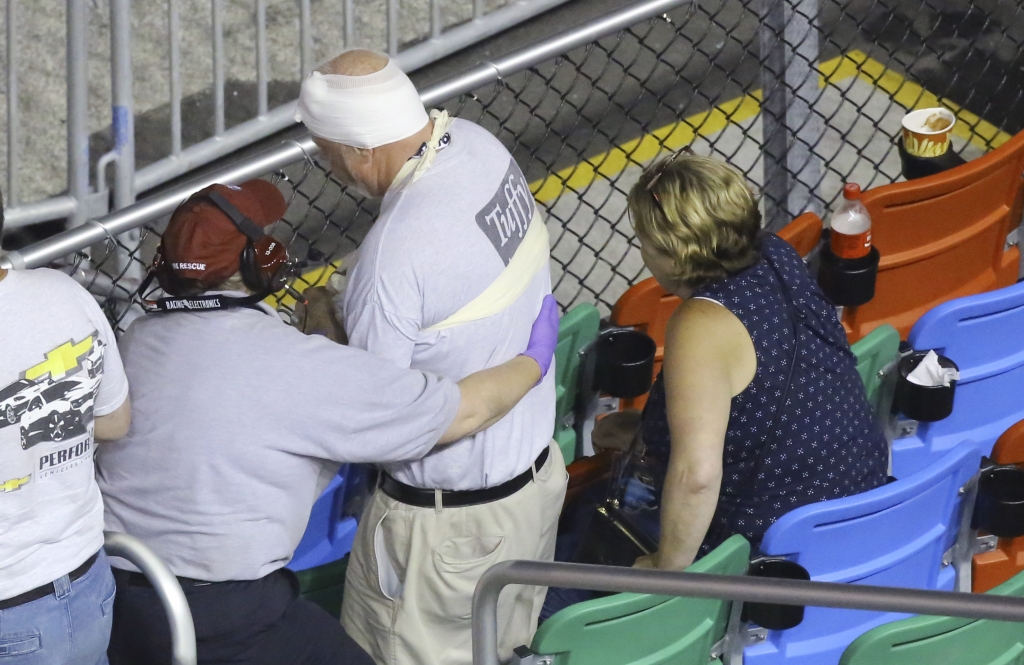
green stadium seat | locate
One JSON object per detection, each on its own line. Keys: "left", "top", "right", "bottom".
{"left": 838, "top": 568, "right": 1024, "bottom": 665}
{"left": 554, "top": 303, "right": 600, "bottom": 464}
{"left": 531, "top": 534, "right": 750, "bottom": 664}
{"left": 294, "top": 554, "right": 348, "bottom": 619}
{"left": 850, "top": 323, "right": 901, "bottom": 423}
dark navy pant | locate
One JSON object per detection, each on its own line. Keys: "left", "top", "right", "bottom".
{"left": 108, "top": 567, "right": 373, "bottom": 665}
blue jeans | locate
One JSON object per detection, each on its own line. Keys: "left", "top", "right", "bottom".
{"left": 0, "top": 550, "right": 115, "bottom": 664}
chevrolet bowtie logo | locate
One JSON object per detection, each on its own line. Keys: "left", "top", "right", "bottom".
{"left": 24, "top": 335, "right": 95, "bottom": 382}
{"left": 0, "top": 476, "right": 30, "bottom": 493}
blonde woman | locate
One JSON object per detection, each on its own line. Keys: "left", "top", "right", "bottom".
{"left": 623, "top": 151, "right": 888, "bottom": 570}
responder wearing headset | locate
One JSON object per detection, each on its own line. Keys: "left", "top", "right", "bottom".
{"left": 95, "top": 180, "right": 559, "bottom": 665}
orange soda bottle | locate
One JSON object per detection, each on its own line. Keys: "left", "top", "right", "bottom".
{"left": 829, "top": 183, "right": 872, "bottom": 260}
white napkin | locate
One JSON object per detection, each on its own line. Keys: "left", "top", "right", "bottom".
{"left": 907, "top": 350, "right": 960, "bottom": 387}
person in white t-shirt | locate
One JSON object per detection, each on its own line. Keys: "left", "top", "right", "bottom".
{"left": 0, "top": 189, "right": 131, "bottom": 665}
{"left": 296, "top": 49, "right": 565, "bottom": 665}
{"left": 96, "top": 180, "right": 558, "bottom": 665}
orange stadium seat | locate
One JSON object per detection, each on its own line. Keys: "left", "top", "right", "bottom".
{"left": 841, "top": 129, "right": 1024, "bottom": 342}
{"left": 972, "top": 420, "right": 1024, "bottom": 593}
{"left": 610, "top": 213, "right": 823, "bottom": 410}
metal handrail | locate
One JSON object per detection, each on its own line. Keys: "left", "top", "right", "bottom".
{"left": 103, "top": 532, "right": 197, "bottom": 665}
{"left": 472, "top": 560, "right": 1024, "bottom": 665}
{"left": 3, "top": 0, "right": 575, "bottom": 230}
{"left": 1, "top": 0, "right": 688, "bottom": 271}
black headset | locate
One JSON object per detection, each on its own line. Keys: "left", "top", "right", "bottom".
{"left": 203, "top": 190, "right": 289, "bottom": 293}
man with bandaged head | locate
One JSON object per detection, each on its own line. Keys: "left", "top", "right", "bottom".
{"left": 296, "top": 50, "right": 565, "bottom": 665}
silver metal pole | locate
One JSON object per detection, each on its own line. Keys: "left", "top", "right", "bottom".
{"left": 472, "top": 561, "right": 1024, "bottom": 665}
{"left": 3, "top": 138, "right": 315, "bottom": 270}
{"left": 419, "top": 0, "right": 688, "bottom": 107}
{"left": 430, "top": 0, "right": 441, "bottom": 39}
{"left": 7, "top": 0, "right": 19, "bottom": 206}
{"left": 758, "top": 0, "right": 824, "bottom": 230}
{"left": 104, "top": 532, "right": 197, "bottom": 665}
{"left": 67, "top": 0, "right": 89, "bottom": 226}
{"left": 300, "top": 0, "right": 312, "bottom": 76}
{"left": 256, "top": 0, "right": 268, "bottom": 117}
{"left": 110, "top": 0, "right": 135, "bottom": 210}
{"left": 169, "top": 0, "right": 182, "bottom": 155}
{"left": 387, "top": 0, "right": 399, "bottom": 56}
{"left": 344, "top": 0, "right": 354, "bottom": 49}
{"left": 212, "top": 0, "right": 225, "bottom": 136}
{"left": 3, "top": 196, "right": 78, "bottom": 230}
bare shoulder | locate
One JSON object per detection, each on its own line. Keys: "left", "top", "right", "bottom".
{"left": 665, "top": 297, "right": 757, "bottom": 394}
{"left": 666, "top": 297, "right": 750, "bottom": 352}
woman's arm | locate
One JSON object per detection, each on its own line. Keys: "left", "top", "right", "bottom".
{"left": 636, "top": 298, "right": 756, "bottom": 570}
{"left": 438, "top": 295, "right": 559, "bottom": 444}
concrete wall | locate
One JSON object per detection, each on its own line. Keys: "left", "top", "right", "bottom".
{"left": 0, "top": 0, "right": 510, "bottom": 204}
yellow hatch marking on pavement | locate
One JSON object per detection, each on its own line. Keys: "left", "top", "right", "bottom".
{"left": 531, "top": 50, "right": 1011, "bottom": 204}
{"left": 831, "top": 51, "right": 1012, "bottom": 150}
{"left": 265, "top": 261, "right": 343, "bottom": 310}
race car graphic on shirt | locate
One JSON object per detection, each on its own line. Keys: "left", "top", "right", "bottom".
{"left": 0, "top": 333, "right": 104, "bottom": 450}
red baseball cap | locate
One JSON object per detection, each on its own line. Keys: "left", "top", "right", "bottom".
{"left": 160, "top": 179, "right": 287, "bottom": 284}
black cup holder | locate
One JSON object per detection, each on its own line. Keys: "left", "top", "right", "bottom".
{"left": 894, "top": 352, "right": 958, "bottom": 422}
{"left": 973, "top": 466, "right": 1024, "bottom": 538}
{"left": 817, "top": 245, "right": 881, "bottom": 307}
{"left": 742, "top": 558, "right": 810, "bottom": 630}
{"left": 592, "top": 329, "right": 656, "bottom": 399}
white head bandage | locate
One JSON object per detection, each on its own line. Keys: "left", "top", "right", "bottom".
{"left": 295, "top": 59, "right": 429, "bottom": 149}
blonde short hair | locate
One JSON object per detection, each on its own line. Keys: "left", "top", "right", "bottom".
{"left": 628, "top": 153, "right": 762, "bottom": 290}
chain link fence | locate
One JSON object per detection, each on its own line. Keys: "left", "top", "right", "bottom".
{"left": 16, "top": 0, "right": 1022, "bottom": 332}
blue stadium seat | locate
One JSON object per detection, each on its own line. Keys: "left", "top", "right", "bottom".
{"left": 287, "top": 464, "right": 361, "bottom": 572}
{"left": 743, "top": 440, "right": 982, "bottom": 665}
{"left": 892, "top": 281, "right": 1024, "bottom": 478}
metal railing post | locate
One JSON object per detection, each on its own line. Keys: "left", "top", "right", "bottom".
{"left": 472, "top": 560, "right": 1024, "bottom": 665}
{"left": 758, "top": 0, "right": 824, "bottom": 231}
{"left": 7, "top": 0, "right": 19, "bottom": 207}
{"left": 169, "top": 0, "right": 182, "bottom": 156}
{"left": 344, "top": 0, "right": 354, "bottom": 50}
{"left": 387, "top": 0, "right": 399, "bottom": 57}
{"left": 256, "top": 0, "right": 268, "bottom": 117}
{"left": 212, "top": 0, "right": 225, "bottom": 137}
{"left": 104, "top": 532, "right": 197, "bottom": 665}
{"left": 110, "top": 0, "right": 135, "bottom": 210}
{"left": 300, "top": 0, "right": 312, "bottom": 76}
{"left": 66, "top": 0, "right": 89, "bottom": 227}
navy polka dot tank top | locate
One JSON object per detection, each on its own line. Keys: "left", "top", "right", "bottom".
{"left": 621, "top": 233, "right": 888, "bottom": 555}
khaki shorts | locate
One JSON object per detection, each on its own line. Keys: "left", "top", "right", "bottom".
{"left": 341, "top": 442, "right": 567, "bottom": 665}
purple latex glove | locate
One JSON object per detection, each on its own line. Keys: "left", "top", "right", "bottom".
{"left": 520, "top": 294, "right": 560, "bottom": 379}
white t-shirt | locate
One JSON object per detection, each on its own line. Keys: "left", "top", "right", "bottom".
{"left": 96, "top": 298, "right": 460, "bottom": 581}
{"left": 0, "top": 268, "right": 129, "bottom": 600}
{"left": 344, "top": 118, "right": 556, "bottom": 490}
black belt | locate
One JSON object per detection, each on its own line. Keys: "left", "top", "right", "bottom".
{"left": 0, "top": 552, "right": 100, "bottom": 610}
{"left": 380, "top": 446, "right": 549, "bottom": 508}
{"left": 113, "top": 569, "right": 215, "bottom": 590}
